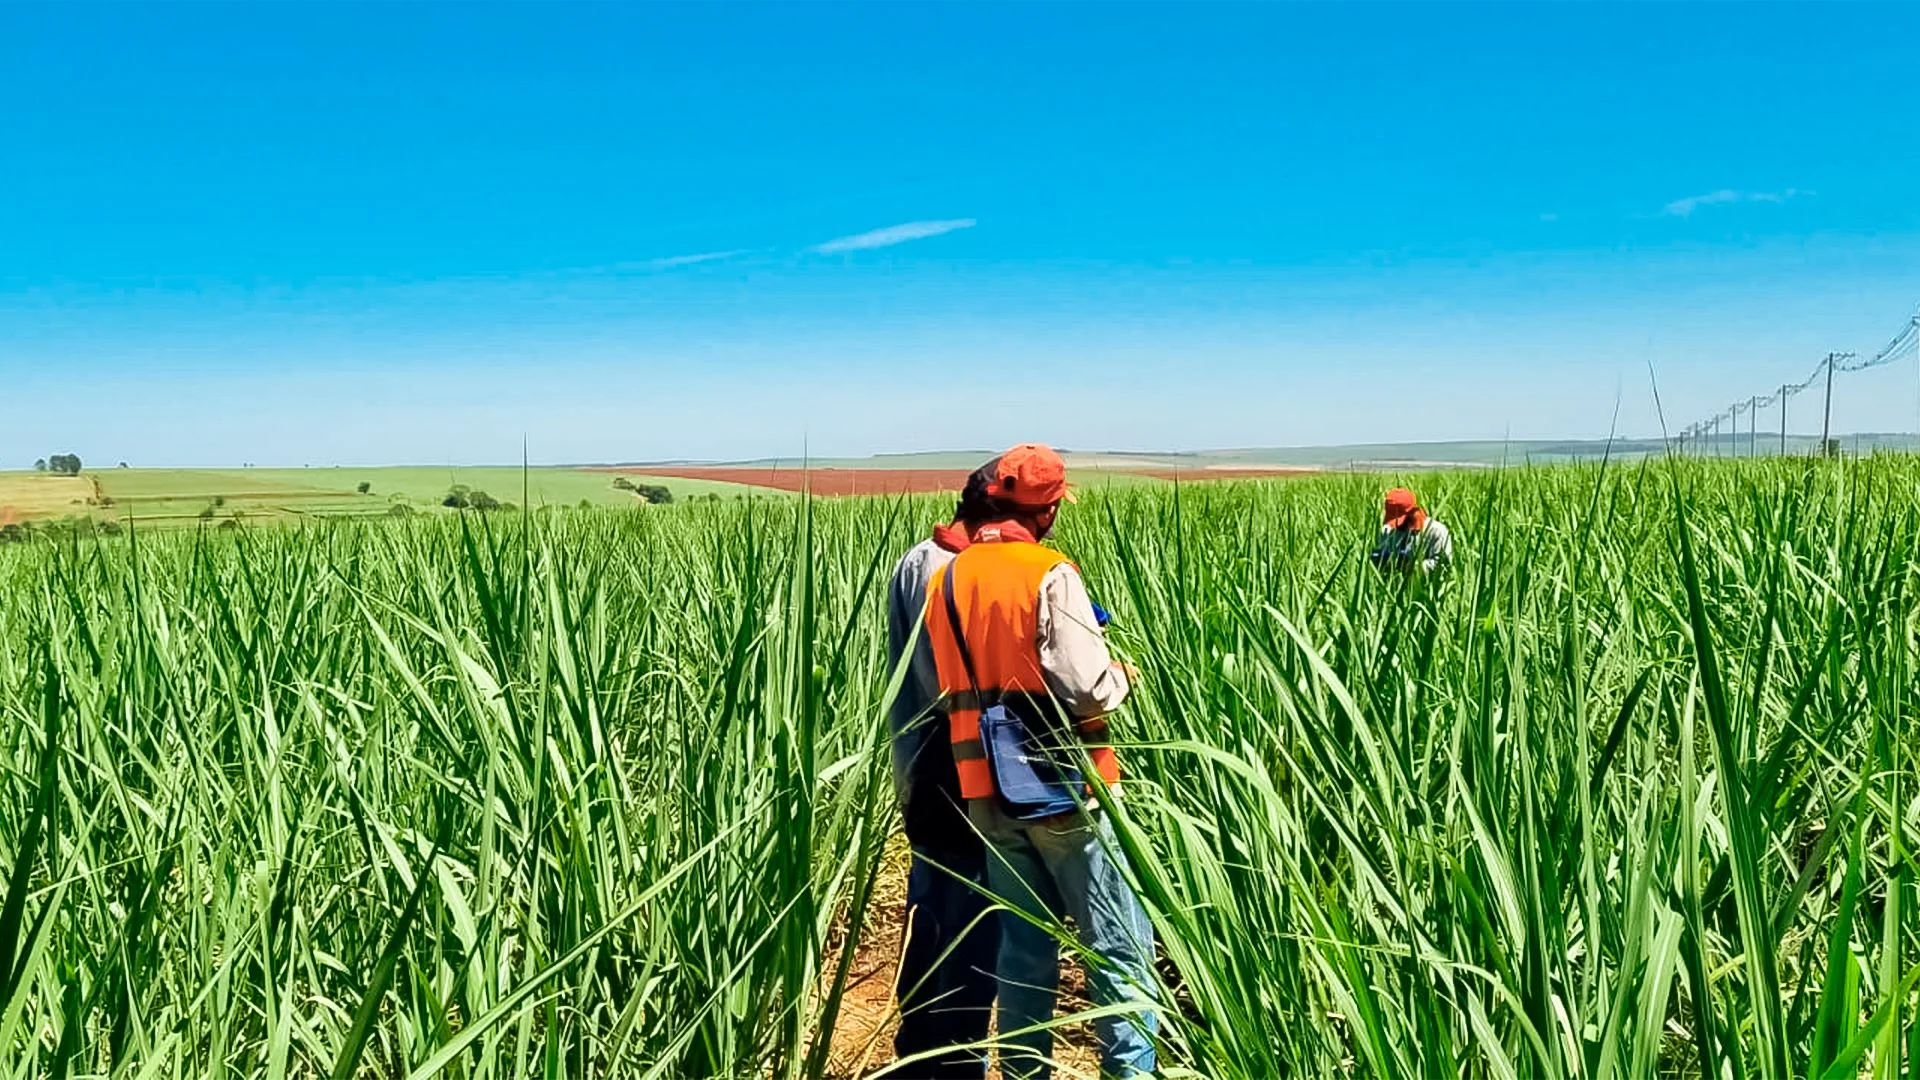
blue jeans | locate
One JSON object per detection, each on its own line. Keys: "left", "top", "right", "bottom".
{"left": 969, "top": 799, "right": 1158, "bottom": 1080}
{"left": 894, "top": 840, "right": 999, "bottom": 1077}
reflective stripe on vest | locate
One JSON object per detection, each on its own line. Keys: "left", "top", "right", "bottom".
{"left": 924, "top": 541, "right": 1122, "bottom": 800}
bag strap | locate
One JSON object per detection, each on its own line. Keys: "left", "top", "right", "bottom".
{"left": 939, "top": 562, "right": 985, "bottom": 699}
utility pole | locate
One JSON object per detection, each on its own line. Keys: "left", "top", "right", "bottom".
{"left": 1779, "top": 384, "right": 1788, "bottom": 455}
{"left": 1748, "top": 395, "right": 1758, "bottom": 457}
{"left": 1821, "top": 351, "right": 1836, "bottom": 456}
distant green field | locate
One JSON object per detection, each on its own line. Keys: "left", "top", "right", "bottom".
{"left": 78, "top": 466, "right": 775, "bottom": 526}
{"left": 1067, "top": 467, "right": 1170, "bottom": 491}
{"left": 3, "top": 464, "right": 1150, "bottom": 532}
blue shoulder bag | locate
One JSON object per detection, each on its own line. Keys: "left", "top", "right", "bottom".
{"left": 940, "top": 564, "right": 1083, "bottom": 820}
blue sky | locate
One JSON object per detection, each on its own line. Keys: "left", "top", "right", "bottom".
{"left": 4, "top": 3, "right": 1919, "bottom": 466}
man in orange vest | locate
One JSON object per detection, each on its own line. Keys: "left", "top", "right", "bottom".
{"left": 923, "top": 444, "right": 1157, "bottom": 1080}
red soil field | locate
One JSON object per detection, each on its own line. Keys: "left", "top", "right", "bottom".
{"left": 602, "top": 464, "right": 1317, "bottom": 497}
{"left": 631, "top": 466, "right": 975, "bottom": 496}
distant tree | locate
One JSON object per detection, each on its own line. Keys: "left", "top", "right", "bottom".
{"left": 632, "top": 484, "right": 674, "bottom": 505}
{"left": 98, "top": 520, "right": 123, "bottom": 537}
{"left": 356, "top": 481, "right": 372, "bottom": 495}
{"left": 442, "top": 491, "right": 468, "bottom": 509}
{"left": 198, "top": 505, "right": 216, "bottom": 520}
{"left": 217, "top": 518, "right": 240, "bottom": 531}
{"left": 212, "top": 496, "right": 226, "bottom": 508}
{"left": 611, "top": 476, "right": 636, "bottom": 491}
{"left": 32, "top": 459, "right": 47, "bottom": 472}
{"left": 117, "top": 462, "right": 128, "bottom": 469}
{"left": 47, "top": 454, "right": 81, "bottom": 476}
{"left": 0, "top": 523, "right": 24, "bottom": 544}
{"left": 387, "top": 503, "right": 415, "bottom": 517}
{"left": 467, "top": 490, "right": 501, "bottom": 512}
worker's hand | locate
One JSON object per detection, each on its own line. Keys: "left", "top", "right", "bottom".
{"left": 1114, "top": 660, "right": 1141, "bottom": 684}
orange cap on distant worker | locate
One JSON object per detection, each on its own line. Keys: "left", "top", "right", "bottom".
{"left": 990, "top": 443, "right": 1076, "bottom": 507}
{"left": 1382, "top": 487, "right": 1419, "bottom": 526}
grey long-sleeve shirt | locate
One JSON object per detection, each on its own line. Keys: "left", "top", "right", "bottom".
{"left": 1371, "top": 518, "right": 1453, "bottom": 573}
{"left": 886, "top": 538, "right": 1130, "bottom": 814}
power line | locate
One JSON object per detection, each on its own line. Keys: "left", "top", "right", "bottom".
{"left": 1676, "top": 306, "right": 1919, "bottom": 456}
{"left": 1837, "top": 317, "right": 1920, "bottom": 373}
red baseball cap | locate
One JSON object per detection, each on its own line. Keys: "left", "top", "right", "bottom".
{"left": 1382, "top": 487, "right": 1418, "bottom": 526}
{"left": 988, "top": 443, "right": 1075, "bottom": 507}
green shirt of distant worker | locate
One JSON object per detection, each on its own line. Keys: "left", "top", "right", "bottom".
{"left": 1370, "top": 487, "right": 1452, "bottom": 573}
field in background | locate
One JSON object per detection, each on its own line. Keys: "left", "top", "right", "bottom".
{"left": 611, "top": 465, "right": 978, "bottom": 495}
{"left": 1, "top": 461, "right": 1276, "bottom": 529}
{"left": 0, "top": 466, "right": 774, "bottom": 528}
{"left": 3, "top": 458, "right": 1918, "bottom": 1076}
{"left": 19, "top": 430, "right": 1916, "bottom": 529}
{"left": 0, "top": 474, "right": 98, "bottom": 524}
{"left": 675, "top": 434, "right": 1920, "bottom": 472}
{"left": 1119, "top": 465, "right": 1319, "bottom": 481}
{"left": 627, "top": 464, "right": 1179, "bottom": 496}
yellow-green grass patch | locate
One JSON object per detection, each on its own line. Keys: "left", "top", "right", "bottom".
{"left": 0, "top": 473, "right": 103, "bottom": 523}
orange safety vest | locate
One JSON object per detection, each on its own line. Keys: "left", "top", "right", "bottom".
{"left": 924, "top": 540, "right": 1121, "bottom": 801}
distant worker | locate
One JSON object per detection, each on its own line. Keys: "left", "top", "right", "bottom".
{"left": 1370, "top": 486, "right": 1452, "bottom": 573}
{"left": 923, "top": 444, "right": 1157, "bottom": 1080}
{"left": 887, "top": 467, "right": 1005, "bottom": 1076}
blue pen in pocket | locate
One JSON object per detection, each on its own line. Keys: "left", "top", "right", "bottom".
{"left": 1091, "top": 600, "right": 1111, "bottom": 628}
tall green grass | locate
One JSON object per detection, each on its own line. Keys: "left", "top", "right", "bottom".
{"left": 1, "top": 457, "right": 1916, "bottom": 1077}
{"left": 0, "top": 503, "right": 901, "bottom": 1077}
{"left": 1074, "top": 456, "right": 1920, "bottom": 1078}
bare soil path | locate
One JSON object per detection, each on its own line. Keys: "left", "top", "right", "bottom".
{"left": 826, "top": 836, "right": 1099, "bottom": 1079}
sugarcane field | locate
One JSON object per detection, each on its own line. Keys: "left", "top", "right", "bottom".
{"left": 9, "top": 4, "right": 1920, "bottom": 1078}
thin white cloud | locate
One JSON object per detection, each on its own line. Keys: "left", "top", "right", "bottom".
{"left": 811, "top": 219, "right": 977, "bottom": 254}
{"left": 631, "top": 250, "right": 747, "bottom": 270}
{"left": 1663, "top": 188, "right": 1806, "bottom": 217}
